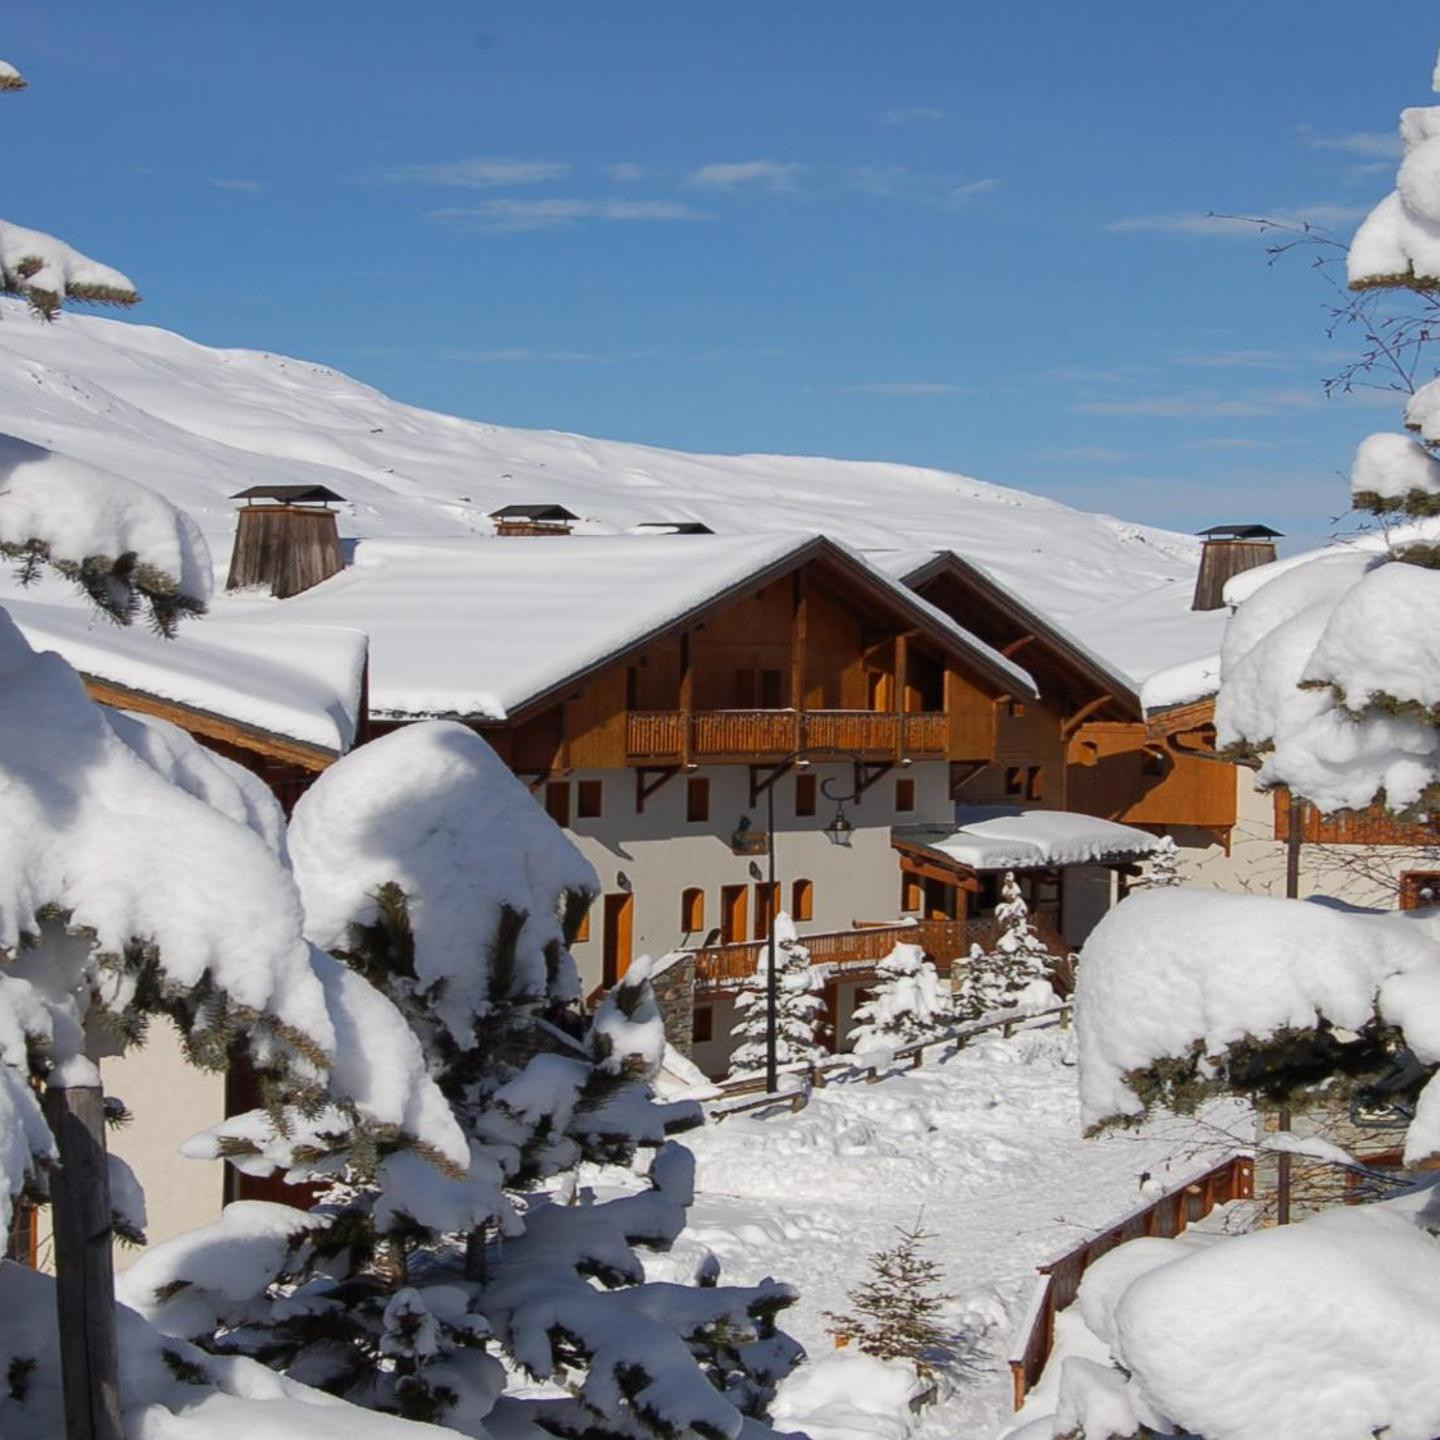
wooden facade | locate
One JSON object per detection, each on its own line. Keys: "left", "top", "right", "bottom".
{"left": 1274, "top": 789, "right": 1440, "bottom": 848}
{"left": 901, "top": 553, "right": 1239, "bottom": 833}
{"left": 483, "top": 551, "right": 1018, "bottom": 777}
{"left": 225, "top": 504, "right": 343, "bottom": 600}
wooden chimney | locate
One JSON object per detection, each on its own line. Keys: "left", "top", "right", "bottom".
{"left": 1192, "top": 524, "right": 1282, "bottom": 611}
{"left": 488, "top": 503, "right": 579, "bottom": 536}
{"left": 226, "top": 485, "right": 345, "bottom": 598}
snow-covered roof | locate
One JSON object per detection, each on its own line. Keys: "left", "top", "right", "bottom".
{"left": 4, "top": 592, "right": 366, "bottom": 755}
{"left": 1067, "top": 576, "right": 1232, "bottom": 691}
{"left": 896, "top": 807, "right": 1162, "bottom": 872}
{"left": 873, "top": 547, "right": 1144, "bottom": 713}
{"left": 219, "top": 532, "right": 1036, "bottom": 723}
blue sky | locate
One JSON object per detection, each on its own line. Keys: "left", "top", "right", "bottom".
{"left": 9, "top": 2, "right": 1440, "bottom": 549}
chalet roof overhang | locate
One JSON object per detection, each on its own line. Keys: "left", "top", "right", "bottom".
{"left": 893, "top": 808, "right": 1162, "bottom": 874}
{"left": 82, "top": 675, "right": 341, "bottom": 772}
{"left": 497, "top": 535, "right": 1039, "bottom": 728}
{"left": 895, "top": 550, "right": 1143, "bottom": 723}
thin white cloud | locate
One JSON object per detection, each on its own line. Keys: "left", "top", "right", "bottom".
{"left": 438, "top": 347, "right": 609, "bottom": 364}
{"left": 939, "top": 178, "right": 1001, "bottom": 208}
{"left": 1169, "top": 349, "right": 1290, "bottom": 370}
{"left": 1033, "top": 445, "right": 1135, "bottom": 463}
{"left": 1181, "top": 437, "right": 1279, "bottom": 451}
{"left": 1106, "top": 203, "right": 1367, "bottom": 236}
{"left": 426, "top": 198, "right": 710, "bottom": 232}
{"left": 1308, "top": 130, "right": 1403, "bottom": 159}
{"left": 687, "top": 160, "right": 804, "bottom": 193}
{"left": 1074, "top": 389, "right": 1322, "bottom": 418}
{"left": 208, "top": 178, "right": 265, "bottom": 193}
{"left": 608, "top": 162, "right": 656, "bottom": 183}
{"left": 882, "top": 105, "right": 947, "bottom": 125}
{"left": 374, "top": 158, "right": 571, "bottom": 188}
{"left": 838, "top": 381, "right": 962, "bottom": 396}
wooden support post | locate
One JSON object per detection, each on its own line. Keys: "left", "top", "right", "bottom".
{"left": 894, "top": 631, "right": 908, "bottom": 761}
{"left": 43, "top": 1084, "right": 123, "bottom": 1440}
{"left": 678, "top": 631, "right": 694, "bottom": 767}
{"left": 1277, "top": 791, "right": 1303, "bottom": 1225}
{"left": 790, "top": 572, "right": 808, "bottom": 714}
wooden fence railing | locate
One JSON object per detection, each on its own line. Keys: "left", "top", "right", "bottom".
{"left": 708, "top": 1004, "right": 1072, "bottom": 1116}
{"left": 626, "top": 709, "right": 948, "bottom": 763}
{"left": 1006, "top": 1154, "right": 1255, "bottom": 1410}
{"left": 690, "top": 914, "right": 1070, "bottom": 992}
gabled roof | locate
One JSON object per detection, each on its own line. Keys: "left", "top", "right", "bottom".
{"left": 489, "top": 503, "right": 579, "bottom": 522}
{"left": 232, "top": 484, "right": 346, "bottom": 505}
{"left": 5, "top": 594, "right": 366, "bottom": 760}
{"left": 217, "top": 532, "right": 1036, "bottom": 723}
{"left": 875, "top": 548, "right": 1143, "bottom": 719}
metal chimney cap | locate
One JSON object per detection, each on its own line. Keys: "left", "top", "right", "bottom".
{"left": 231, "top": 485, "right": 346, "bottom": 506}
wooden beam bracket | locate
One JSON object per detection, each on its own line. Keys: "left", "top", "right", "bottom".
{"left": 636, "top": 766, "right": 680, "bottom": 813}
{"left": 854, "top": 761, "right": 894, "bottom": 799}
{"left": 1061, "top": 694, "right": 1115, "bottom": 739}
{"left": 749, "top": 761, "right": 792, "bottom": 808}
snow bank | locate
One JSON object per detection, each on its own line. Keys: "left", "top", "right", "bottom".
{"left": 1075, "top": 890, "right": 1440, "bottom": 1152}
{"left": 288, "top": 721, "right": 597, "bottom": 1044}
{"left": 1113, "top": 1187, "right": 1440, "bottom": 1440}
{"left": 770, "top": 1353, "right": 919, "bottom": 1440}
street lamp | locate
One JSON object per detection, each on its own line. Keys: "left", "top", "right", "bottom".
{"left": 744, "top": 747, "right": 865, "bottom": 1094}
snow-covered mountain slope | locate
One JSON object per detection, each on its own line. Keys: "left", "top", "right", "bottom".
{"left": 0, "top": 302, "right": 1199, "bottom": 631}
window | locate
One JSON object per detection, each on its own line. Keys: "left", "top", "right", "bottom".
{"left": 572, "top": 907, "right": 591, "bottom": 943}
{"left": 1004, "top": 766, "right": 1024, "bottom": 797}
{"left": 681, "top": 887, "right": 705, "bottom": 933}
{"left": 759, "top": 668, "right": 784, "bottom": 708}
{"left": 1025, "top": 766, "right": 1043, "bottom": 802}
{"left": 1008, "top": 700, "right": 1026, "bottom": 719}
{"left": 544, "top": 781, "right": 570, "bottom": 827}
{"left": 795, "top": 773, "right": 817, "bottom": 817}
{"left": 687, "top": 776, "right": 710, "bottom": 822}
{"left": 692, "top": 1007, "right": 714, "bottom": 1044}
{"left": 901, "top": 873, "right": 922, "bottom": 913}
{"left": 733, "top": 668, "right": 755, "bottom": 707}
{"left": 792, "top": 878, "right": 814, "bottom": 922}
{"left": 576, "top": 779, "right": 603, "bottom": 819}
{"left": 895, "top": 778, "right": 915, "bottom": 813}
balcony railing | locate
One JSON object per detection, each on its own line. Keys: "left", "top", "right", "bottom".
{"left": 627, "top": 709, "right": 948, "bottom": 763}
{"left": 688, "top": 914, "right": 1068, "bottom": 993}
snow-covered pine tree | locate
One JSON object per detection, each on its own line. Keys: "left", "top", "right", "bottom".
{"left": 1133, "top": 835, "right": 1182, "bottom": 890}
{"left": 124, "top": 723, "right": 805, "bottom": 1439}
{"left": 727, "top": 913, "right": 825, "bottom": 1078}
{"left": 824, "top": 1219, "right": 952, "bottom": 1378}
{"left": 847, "top": 943, "right": 952, "bottom": 1053}
{"left": 953, "top": 872, "right": 1055, "bottom": 1022}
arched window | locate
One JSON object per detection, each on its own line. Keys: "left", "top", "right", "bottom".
{"left": 791, "top": 878, "right": 814, "bottom": 922}
{"left": 681, "top": 887, "right": 705, "bottom": 933}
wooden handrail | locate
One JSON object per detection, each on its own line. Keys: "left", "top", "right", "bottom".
{"left": 1006, "top": 1154, "right": 1255, "bottom": 1410}
{"left": 625, "top": 710, "right": 947, "bottom": 762}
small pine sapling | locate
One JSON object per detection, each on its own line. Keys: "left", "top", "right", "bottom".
{"left": 1133, "top": 835, "right": 1182, "bottom": 890}
{"left": 825, "top": 1219, "right": 953, "bottom": 1378}
{"left": 727, "top": 913, "right": 825, "bottom": 1078}
{"left": 954, "top": 871, "right": 1055, "bottom": 1022}
{"left": 848, "top": 943, "right": 953, "bottom": 1053}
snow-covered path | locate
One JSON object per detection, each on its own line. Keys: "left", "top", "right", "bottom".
{"left": 670, "top": 1025, "right": 1249, "bottom": 1438}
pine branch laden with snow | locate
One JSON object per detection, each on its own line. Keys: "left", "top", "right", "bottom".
{"left": 1074, "top": 890, "right": 1440, "bottom": 1160}
{"left": 141, "top": 722, "right": 802, "bottom": 1439}
{"left": 727, "top": 913, "right": 825, "bottom": 1077}
{"left": 0, "top": 435, "right": 211, "bottom": 634}
{"left": 953, "top": 872, "right": 1055, "bottom": 1023}
{"left": 0, "top": 219, "right": 139, "bottom": 319}
{"left": 1351, "top": 432, "right": 1440, "bottom": 517}
{"left": 0, "top": 59, "right": 26, "bottom": 91}
{"left": 1130, "top": 834, "right": 1182, "bottom": 890}
{"left": 848, "top": 943, "right": 953, "bottom": 1053}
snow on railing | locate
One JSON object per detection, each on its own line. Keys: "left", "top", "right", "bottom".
{"left": 1005, "top": 1152, "right": 1255, "bottom": 1411}
{"left": 707, "top": 1003, "right": 1072, "bottom": 1120}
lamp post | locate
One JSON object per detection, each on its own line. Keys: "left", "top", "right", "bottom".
{"left": 736, "top": 747, "right": 864, "bottom": 1094}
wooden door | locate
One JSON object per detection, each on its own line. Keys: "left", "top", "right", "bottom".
{"left": 721, "top": 884, "right": 749, "bottom": 944}
{"left": 603, "top": 892, "right": 634, "bottom": 986}
{"left": 753, "top": 881, "right": 781, "bottom": 940}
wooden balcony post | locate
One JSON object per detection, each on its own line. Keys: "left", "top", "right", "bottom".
{"left": 679, "top": 631, "right": 694, "bottom": 767}
{"left": 791, "top": 571, "right": 808, "bottom": 713}
{"left": 895, "top": 632, "right": 908, "bottom": 761}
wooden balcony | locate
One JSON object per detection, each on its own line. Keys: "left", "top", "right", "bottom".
{"left": 627, "top": 709, "right": 948, "bottom": 764}
{"left": 688, "top": 914, "right": 1068, "bottom": 993}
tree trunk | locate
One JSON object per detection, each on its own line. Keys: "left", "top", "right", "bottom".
{"left": 43, "top": 1083, "right": 123, "bottom": 1440}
